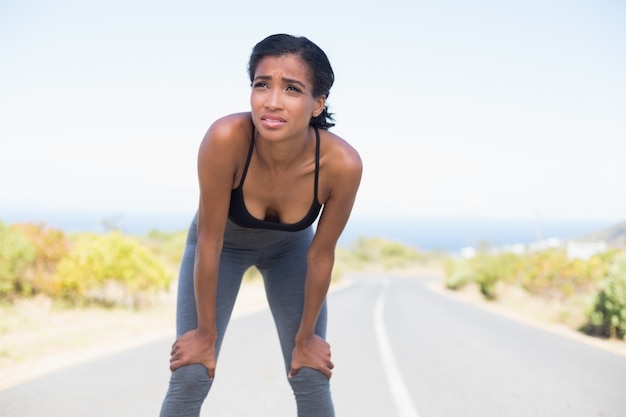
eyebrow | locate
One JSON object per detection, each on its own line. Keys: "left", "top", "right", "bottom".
{"left": 254, "top": 75, "right": 308, "bottom": 89}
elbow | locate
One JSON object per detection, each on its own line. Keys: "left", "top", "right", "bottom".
{"left": 196, "top": 232, "right": 224, "bottom": 259}
{"left": 307, "top": 248, "right": 335, "bottom": 273}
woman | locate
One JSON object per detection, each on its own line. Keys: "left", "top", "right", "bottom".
{"left": 160, "top": 33, "right": 362, "bottom": 417}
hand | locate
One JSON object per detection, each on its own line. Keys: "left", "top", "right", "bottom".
{"left": 289, "top": 334, "right": 334, "bottom": 379}
{"left": 169, "top": 329, "right": 216, "bottom": 379}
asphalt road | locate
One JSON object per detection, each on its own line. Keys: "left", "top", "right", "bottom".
{"left": 1, "top": 275, "right": 625, "bottom": 417}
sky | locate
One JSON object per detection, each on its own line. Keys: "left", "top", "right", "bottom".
{"left": 1, "top": 0, "right": 625, "bottom": 230}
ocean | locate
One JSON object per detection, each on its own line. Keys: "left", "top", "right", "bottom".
{"left": 0, "top": 210, "right": 615, "bottom": 253}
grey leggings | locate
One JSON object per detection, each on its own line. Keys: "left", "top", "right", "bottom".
{"left": 159, "top": 215, "right": 334, "bottom": 417}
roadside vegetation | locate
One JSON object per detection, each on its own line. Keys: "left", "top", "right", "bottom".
{"left": 0, "top": 221, "right": 440, "bottom": 309}
{"left": 0, "top": 220, "right": 182, "bottom": 372}
{"left": 0, "top": 220, "right": 439, "bottom": 371}
{"left": 0, "top": 221, "right": 177, "bottom": 307}
{"left": 1, "top": 217, "right": 625, "bottom": 375}
{"left": 443, "top": 246, "right": 626, "bottom": 340}
{"left": 334, "top": 236, "right": 443, "bottom": 276}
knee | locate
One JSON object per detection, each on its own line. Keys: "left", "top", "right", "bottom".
{"left": 288, "top": 368, "right": 334, "bottom": 416}
{"left": 288, "top": 367, "right": 330, "bottom": 396}
{"left": 168, "top": 364, "right": 212, "bottom": 400}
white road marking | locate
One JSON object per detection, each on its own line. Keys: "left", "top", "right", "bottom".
{"left": 374, "top": 280, "right": 422, "bottom": 417}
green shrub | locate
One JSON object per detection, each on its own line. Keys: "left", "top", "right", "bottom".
{"left": 338, "top": 236, "right": 435, "bottom": 271}
{"left": 443, "top": 259, "right": 474, "bottom": 290}
{"left": 446, "top": 248, "right": 613, "bottom": 302}
{"left": 0, "top": 221, "right": 37, "bottom": 299}
{"left": 469, "top": 254, "right": 503, "bottom": 300}
{"left": 141, "top": 229, "right": 186, "bottom": 269}
{"left": 450, "top": 252, "right": 523, "bottom": 300}
{"left": 54, "top": 231, "right": 173, "bottom": 307}
{"left": 519, "top": 249, "right": 608, "bottom": 298}
{"left": 586, "top": 254, "right": 626, "bottom": 339}
{"left": 12, "top": 223, "right": 69, "bottom": 297}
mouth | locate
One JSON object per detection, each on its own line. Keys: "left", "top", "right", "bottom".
{"left": 260, "top": 114, "right": 286, "bottom": 128}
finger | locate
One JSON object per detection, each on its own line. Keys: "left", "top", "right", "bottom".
{"left": 288, "top": 367, "right": 299, "bottom": 379}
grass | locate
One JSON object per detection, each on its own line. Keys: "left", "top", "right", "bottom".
{"left": 4, "top": 264, "right": 624, "bottom": 389}
{"left": 0, "top": 292, "right": 176, "bottom": 388}
{"left": 0, "top": 277, "right": 273, "bottom": 389}
{"left": 443, "top": 280, "right": 626, "bottom": 357}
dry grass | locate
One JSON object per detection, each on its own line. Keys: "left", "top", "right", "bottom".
{"left": 491, "top": 283, "right": 596, "bottom": 330}
{"left": 0, "top": 293, "right": 176, "bottom": 389}
{"left": 439, "top": 281, "right": 626, "bottom": 357}
{"left": 0, "top": 279, "right": 272, "bottom": 389}
{"left": 0, "top": 295, "right": 175, "bottom": 364}
{"left": 4, "top": 270, "right": 623, "bottom": 390}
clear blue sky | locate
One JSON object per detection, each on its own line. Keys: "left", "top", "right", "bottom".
{"left": 1, "top": 0, "right": 625, "bottom": 226}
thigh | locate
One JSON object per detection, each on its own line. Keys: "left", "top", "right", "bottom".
{"left": 175, "top": 217, "right": 200, "bottom": 337}
{"left": 260, "top": 229, "right": 328, "bottom": 369}
{"left": 174, "top": 216, "right": 250, "bottom": 354}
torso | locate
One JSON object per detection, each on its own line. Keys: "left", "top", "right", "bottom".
{"left": 227, "top": 118, "right": 325, "bottom": 231}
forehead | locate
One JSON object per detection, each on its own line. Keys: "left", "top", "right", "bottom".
{"left": 254, "top": 54, "right": 312, "bottom": 84}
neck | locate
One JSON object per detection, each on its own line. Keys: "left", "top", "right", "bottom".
{"left": 254, "top": 128, "right": 312, "bottom": 170}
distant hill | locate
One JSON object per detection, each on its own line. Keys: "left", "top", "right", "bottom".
{"left": 576, "top": 220, "right": 626, "bottom": 248}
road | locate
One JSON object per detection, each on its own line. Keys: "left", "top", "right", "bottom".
{"left": 1, "top": 275, "right": 625, "bottom": 416}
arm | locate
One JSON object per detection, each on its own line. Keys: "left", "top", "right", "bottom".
{"left": 290, "top": 138, "right": 363, "bottom": 378}
{"left": 169, "top": 115, "right": 247, "bottom": 377}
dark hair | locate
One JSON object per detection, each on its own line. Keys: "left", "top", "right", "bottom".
{"left": 248, "top": 34, "right": 335, "bottom": 130}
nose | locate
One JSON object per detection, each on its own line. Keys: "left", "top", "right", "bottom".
{"left": 264, "top": 88, "right": 283, "bottom": 111}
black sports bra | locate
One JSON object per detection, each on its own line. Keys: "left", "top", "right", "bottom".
{"left": 228, "top": 127, "right": 323, "bottom": 231}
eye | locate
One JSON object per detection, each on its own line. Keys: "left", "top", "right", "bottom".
{"left": 253, "top": 81, "right": 269, "bottom": 89}
{"left": 286, "top": 85, "right": 302, "bottom": 93}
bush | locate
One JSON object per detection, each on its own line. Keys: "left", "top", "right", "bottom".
{"left": 520, "top": 249, "right": 609, "bottom": 298}
{"left": 12, "top": 223, "right": 69, "bottom": 297}
{"left": 478, "top": 252, "right": 523, "bottom": 299}
{"left": 53, "top": 231, "right": 173, "bottom": 307}
{"left": 0, "top": 221, "right": 37, "bottom": 299}
{"left": 337, "top": 237, "right": 435, "bottom": 271}
{"left": 445, "top": 248, "right": 615, "bottom": 302}
{"left": 444, "top": 252, "right": 523, "bottom": 300}
{"left": 140, "top": 229, "right": 186, "bottom": 269}
{"left": 443, "top": 258, "right": 474, "bottom": 290}
{"left": 586, "top": 254, "right": 626, "bottom": 339}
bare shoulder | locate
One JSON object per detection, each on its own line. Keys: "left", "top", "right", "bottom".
{"left": 197, "top": 112, "right": 253, "bottom": 190}
{"left": 200, "top": 112, "right": 253, "bottom": 153}
{"left": 319, "top": 129, "right": 363, "bottom": 176}
{"left": 314, "top": 129, "right": 363, "bottom": 242}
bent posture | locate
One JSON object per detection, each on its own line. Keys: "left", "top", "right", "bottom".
{"left": 159, "top": 33, "right": 362, "bottom": 417}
